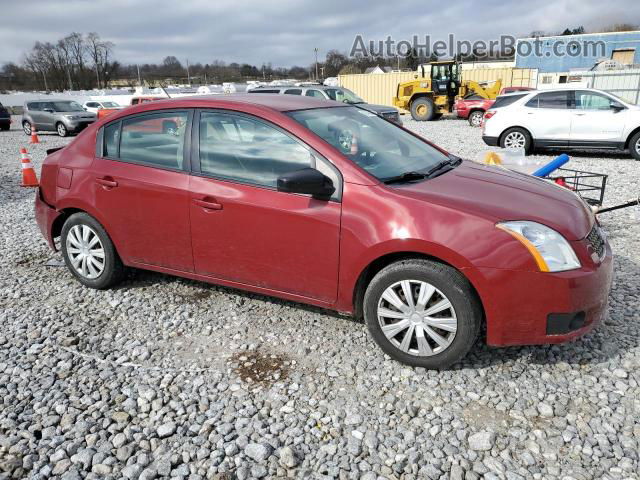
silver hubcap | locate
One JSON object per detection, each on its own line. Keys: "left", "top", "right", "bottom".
{"left": 66, "top": 225, "right": 105, "bottom": 279}
{"left": 377, "top": 280, "right": 458, "bottom": 356}
{"left": 24, "top": 123, "right": 31, "bottom": 134}
{"left": 470, "top": 113, "right": 483, "bottom": 126}
{"left": 635, "top": 138, "right": 640, "bottom": 155}
{"left": 58, "top": 124, "right": 66, "bottom": 135}
{"left": 504, "top": 131, "right": 526, "bottom": 149}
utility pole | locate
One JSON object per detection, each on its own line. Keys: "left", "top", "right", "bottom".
{"left": 186, "top": 59, "right": 191, "bottom": 85}
{"left": 67, "top": 67, "right": 73, "bottom": 91}
{"left": 314, "top": 48, "right": 319, "bottom": 80}
{"left": 42, "top": 71, "right": 49, "bottom": 92}
{"left": 95, "top": 63, "right": 100, "bottom": 89}
{"left": 137, "top": 64, "right": 142, "bottom": 86}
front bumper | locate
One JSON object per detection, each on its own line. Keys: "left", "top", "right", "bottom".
{"left": 482, "top": 135, "right": 499, "bottom": 147}
{"left": 471, "top": 241, "right": 613, "bottom": 346}
{"left": 35, "top": 189, "right": 61, "bottom": 250}
{"left": 64, "top": 119, "right": 95, "bottom": 132}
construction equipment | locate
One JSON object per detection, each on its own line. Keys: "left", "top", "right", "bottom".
{"left": 393, "top": 60, "right": 502, "bottom": 121}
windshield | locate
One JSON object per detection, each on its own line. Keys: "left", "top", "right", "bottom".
{"left": 51, "top": 101, "right": 84, "bottom": 112}
{"left": 101, "top": 101, "right": 119, "bottom": 108}
{"left": 287, "top": 106, "right": 450, "bottom": 181}
{"left": 324, "top": 88, "right": 364, "bottom": 104}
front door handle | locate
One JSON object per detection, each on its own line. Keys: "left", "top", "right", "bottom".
{"left": 95, "top": 177, "right": 118, "bottom": 188}
{"left": 193, "top": 198, "right": 223, "bottom": 211}
{"left": 574, "top": 112, "right": 587, "bottom": 116}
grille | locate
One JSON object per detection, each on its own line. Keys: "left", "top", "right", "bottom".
{"left": 587, "top": 225, "right": 605, "bottom": 258}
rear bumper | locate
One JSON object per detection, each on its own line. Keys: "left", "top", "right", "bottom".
{"left": 482, "top": 135, "right": 499, "bottom": 147}
{"left": 471, "top": 243, "right": 613, "bottom": 346}
{"left": 35, "top": 189, "right": 61, "bottom": 251}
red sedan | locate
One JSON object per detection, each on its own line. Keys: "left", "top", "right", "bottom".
{"left": 455, "top": 87, "right": 535, "bottom": 127}
{"left": 35, "top": 95, "right": 613, "bottom": 368}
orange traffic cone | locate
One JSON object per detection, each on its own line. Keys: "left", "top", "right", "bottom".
{"left": 20, "top": 148, "right": 39, "bottom": 187}
{"left": 30, "top": 126, "right": 40, "bottom": 144}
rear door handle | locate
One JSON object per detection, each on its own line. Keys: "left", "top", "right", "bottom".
{"left": 193, "top": 198, "right": 223, "bottom": 211}
{"left": 574, "top": 112, "right": 587, "bottom": 116}
{"left": 95, "top": 177, "right": 118, "bottom": 188}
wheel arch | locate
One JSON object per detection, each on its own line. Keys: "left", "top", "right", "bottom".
{"left": 409, "top": 92, "right": 434, "bottom": 106}
{"left": 624, "top": 125, "right": 640, "bottom": 149}
{"left": 351, "top": 251, "right": 486, "bottom": 326}
{"left": 499, "top": 125, "right": 534, "bottom": 147}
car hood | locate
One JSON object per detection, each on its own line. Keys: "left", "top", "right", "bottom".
{"left": 358, "top": 103, "right": 398, "bottom": 114}
{"left": 392, "top": 161, "right": 593, "bottom": 241}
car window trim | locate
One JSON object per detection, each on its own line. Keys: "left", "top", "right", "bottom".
{"left": 191, "top": 108, "right": 343, "bottom": 202}
{"left": 98, "top": 109, "right": 194, "bottom": 174}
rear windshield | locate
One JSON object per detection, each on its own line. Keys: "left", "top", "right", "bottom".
{"left": 492, "top": 94, "right": 527, "bottom": 109}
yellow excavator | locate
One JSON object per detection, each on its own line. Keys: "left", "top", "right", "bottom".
{"left": 393, "top": 60, "right": 502, "bottom": 121}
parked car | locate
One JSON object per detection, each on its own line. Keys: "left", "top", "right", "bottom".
{"left": 0, "top": 102, "right": 11, "bottom": 131}
{"left": 83, "top": 100, "right": 123, "bottom": 114}
{"left": 482, "top": 88, "right": 640, "bottom": 160}
{"left": 249, "top": 85, "right": 402, "bottom": 125}
{"left": 22, "top": 100, "right": 96, "bottom": 137}
{"left": 35, "top": 94, "right": 612, "bottom": 368}
{"left": 455, "top": 87, "right": 535, "bottom": 127}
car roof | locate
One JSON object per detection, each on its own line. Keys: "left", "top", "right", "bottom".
{"left": 134, "top": 93, "right": 342, "bottom": 112}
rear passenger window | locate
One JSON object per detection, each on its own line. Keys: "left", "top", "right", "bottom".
{"left": 305, "top": 90, "right": 325, "bottom": 98}
{"left": 118, "top": 112, "right": 188, "bottom": 170}
{"left": 199, "top": 112, "right": 313, "bottom": 188}
{"left": 526, "top": 92, "right": 568, "bottom": 109}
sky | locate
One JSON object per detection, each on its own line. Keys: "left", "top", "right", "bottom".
{"left": 1, "top": 0, "right": 639, "bottom": 69}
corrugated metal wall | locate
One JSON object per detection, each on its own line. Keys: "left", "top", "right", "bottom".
{"left": 338, "top": 72, "right": 417, "bottom": 107}
{"left": 574, "top": 69, "right": 640, "bottom": 104}
{"left": 338, "top": 68, "right": 539, "bottom": 108}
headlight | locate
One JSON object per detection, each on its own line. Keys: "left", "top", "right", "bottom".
{"left": 63, "top": 114, "right": 78, "bottom": 119}
{"left": 496, "top": 221, "right": 580, "bottom": 272}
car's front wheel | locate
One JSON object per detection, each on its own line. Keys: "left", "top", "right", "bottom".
{"left": 22, "top": 121, "right": 32, "bottom": 136}
{"left": 629, "top": 131, "right": 640, "bottom": 161}
{"left": 61, "top": 213, "right": 125, "bottom": 289}
{"left": 56, "top": 122, "right": 68, "bottom": 137}
{"left": 363, "top": 259, "right": 481, "bottom": 369}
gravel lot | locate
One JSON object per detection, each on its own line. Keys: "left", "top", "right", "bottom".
{"left": 0, "top": 114, "right": 639, "bottom": 480}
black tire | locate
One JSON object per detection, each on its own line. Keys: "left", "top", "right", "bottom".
{"left": 0, "top": 124, "right": 9, "bottom": 131}
{"left": 56, "top": 122, "right": 68, "bottom": 137}
{"left": 363, "top": 259, "right": 482, "bottom": 369}
{"left": 162, "top": 120, "right": 178, "bottom": 134}
{"left": 23, "top": 121, "right": 32, "bottom": 136}
{"left": 500, "top": 127, "right": 533, "bottom": 155}
{"left": 410, "top": 97, "right": 436, "bottom": 121}
{"left": 61, "top": 213, "right": 125, "bottom": 289}
{"left": 629, "top": 131, "right": 640, "bottom": 161}
{"left": 468, "top": 110, "right": 484, "bottom": 127}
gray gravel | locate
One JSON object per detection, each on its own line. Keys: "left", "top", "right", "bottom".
{"left": 1, "top": 114, "right": 639, "bottom": 479}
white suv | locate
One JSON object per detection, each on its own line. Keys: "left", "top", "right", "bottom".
{"left": 482, "top": 88, "right": 640, "bottom": 160}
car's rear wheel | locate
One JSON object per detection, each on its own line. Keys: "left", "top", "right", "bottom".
{"left": 629, "top": 131, "right": 640, "bottom": 161}
{"left": 468, "top": 110, "right": 484, "bottom": 127}
{"left": 410, "top": 98, "right": 435, "bottom": 121}
{"left": 363, "top": 259, "right": 481, "bottom": 369}
{"left": 22, "top": 121, "right": 32, "bottom": 136}
{"left": 500, "top": 127, "right": 532, "bottom": 154}
{"left": 56, "top": 122, "right": 68, "bottom": 137}
{"left": 61, "top": 213, "right": 125, "bottom": 289}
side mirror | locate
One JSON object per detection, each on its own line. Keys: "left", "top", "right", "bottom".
{"left": 610, "top": 102, "right": 625, "bottom": 112}
{"left": 277, "top": 168, "right": 335, "bottom": 199}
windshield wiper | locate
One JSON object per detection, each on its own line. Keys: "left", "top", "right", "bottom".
{"left": 383, "top": 171, "right": 427, "bottom": 184}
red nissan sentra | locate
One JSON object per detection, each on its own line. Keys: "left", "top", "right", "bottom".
{"left": 35, "top": 95, "right": 613, "bottom": 368}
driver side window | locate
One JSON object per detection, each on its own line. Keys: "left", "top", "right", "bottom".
{"left": 198, "top": 112, "right": 340, "bottom": 199}
{"left": 575, "top": 92, "right": 613, "bottom": 110}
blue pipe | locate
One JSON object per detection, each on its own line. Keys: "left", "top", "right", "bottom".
{"left": 532, "top": 154, "right": 570, "bottom": 177}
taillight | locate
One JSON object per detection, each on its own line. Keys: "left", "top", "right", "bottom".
{"left": 484, "top": 111, "right": 496, "bottom": 120}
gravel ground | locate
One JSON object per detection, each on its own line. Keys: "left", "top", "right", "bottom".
{"left": 0, "top": 114, "right": 639, "bottom": 480}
